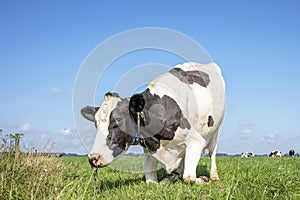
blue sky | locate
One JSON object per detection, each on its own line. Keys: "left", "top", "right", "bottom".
{"left": 0, "top": 1, "right": 299, "bottom": 154}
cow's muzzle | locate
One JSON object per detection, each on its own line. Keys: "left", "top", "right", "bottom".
{"left": 88, "top": 154, "right": 106, "bottom": 168}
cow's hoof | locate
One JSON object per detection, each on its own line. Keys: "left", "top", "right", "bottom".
{"left": 199, "top": 176, "right": 210, "bottom": 183}
{"left": 159, "top": 178, "right": 171, "bottom": 184}
{"left": 184, "top": 176, "right": 210, "bottom": 184}
{"left": 160, "top": 172, "right": 180, "bottom": 184}
{"left": 195, "top": 176, "right": 210, "bottom": 184}
{"left": 210, "top": 176, "right": 220, "bottom": 181}
{"left": 146, "top": 179, "right": 158, "bottom": 184}
{"left": 183, "top": 176, "right": 196, "bottom": 184}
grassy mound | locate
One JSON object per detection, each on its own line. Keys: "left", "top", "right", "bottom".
{"left": 0, "top": 153, "right": 66, "bottom": 199}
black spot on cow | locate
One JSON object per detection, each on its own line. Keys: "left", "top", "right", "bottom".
{"left": 104, "top": 88, "right": 192, "bottom": 155}
{"left": 180, "top": 117, "right": 191, "bottom": 130}
{"left": 129, "top": 93, "right": 145, "bottom": 113}
{"left": 170, "top": 68, "right": 210, "bottom": 87}
{"left": 289, "top": 149, "right": 295, "bottom": 157}
{"left": 81, "top": 106, "right": 100, "bottom": 128}
{"left": 107, "top": 99, "right": 135, "bottom": 157}
{"left": 208, "top": 116, "right": 214, "bottom": 127}
{"left": 129, "top": 89, "right": 190, "bottom": 152}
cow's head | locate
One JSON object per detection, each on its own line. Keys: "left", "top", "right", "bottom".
{"left": 81, "top": 92, "right": 145, "bottom": 167}
{"left": 82, "top": 89, "right": 184, "bottom": 167}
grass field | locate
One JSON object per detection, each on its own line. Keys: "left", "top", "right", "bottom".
{"left": 1, "top": 154, "right": 299, "bottom": 199}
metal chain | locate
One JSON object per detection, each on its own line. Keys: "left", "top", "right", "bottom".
{"left": 137, "top": 111, "right": 150, "bottom": 151}
{"left": 93, "top": 168, "right": 98, "bottom": 200}
{"left": 137, "top": 111, "right": 140, "bottom": 136}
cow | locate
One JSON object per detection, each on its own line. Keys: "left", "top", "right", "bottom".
{"left": 241, "top": 152, "right": 255, "bottom": 157}
{"left": 81, "top": 62, "right": 226, "bottom": 184}
{"left": 289, "top": 149, "right": 295, "bottom": 157}
{"left": 269, "top": 150, "right": 282, "bottom": 157}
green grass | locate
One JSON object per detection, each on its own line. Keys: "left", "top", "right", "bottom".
{"left": 1, "top": 154, "right": 299, "bottom": 199}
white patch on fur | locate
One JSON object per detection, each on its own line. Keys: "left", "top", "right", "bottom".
{"left": 146, "top": 62, "right": 225, "bottom": 183}
{"left": 90, "top": 96, "right": 121, "bottom": 164}
{"left": 87, "top": 62, "right": 225, "bottom": 183}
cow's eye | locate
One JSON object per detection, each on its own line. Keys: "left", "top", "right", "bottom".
{"left": 115, "top": 117, "right": 121, "bottom": 123}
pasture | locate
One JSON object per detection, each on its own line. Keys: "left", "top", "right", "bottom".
{"left": 1, "top": 154, "right": 299, "bottom": 199}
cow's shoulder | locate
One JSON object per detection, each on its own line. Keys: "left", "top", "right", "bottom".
{"left": 129, "top": 89, "right": 191, "bottom": 153}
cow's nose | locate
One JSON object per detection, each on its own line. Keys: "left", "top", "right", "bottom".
{"left": 88, "top": 156, "right": 98, "bottom": 167}
{"left": 88, "top": 154, "right": 105, "bottom": 168}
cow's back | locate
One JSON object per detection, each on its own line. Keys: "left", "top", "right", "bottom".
{"left": 180, "top": 62, "right": 226, "bottom": 134}
{"left": 148, "top": 62, "right": 225, "bottom": 136}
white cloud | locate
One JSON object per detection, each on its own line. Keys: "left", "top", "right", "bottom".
{"left": 265, "top": 134, "right": 276, "bottom": 139}
{"left": 240, "top": 129, "right": 251, "bottom": 138}
{"left": 61, "top": 128, "right": 70, "bottom": 135}
{"left": 242, "top": 129, "right": 251, "bottom": 133}
{"left": 262, "top": 131, "right": 280, "bottom": 144}
{"left": 238, "top": 121, "right": 254, "bottom": 139}
{"left": 51, "top": 133, "right": 87, "bottom": 154}
{"left": 10, "top": 125, "right": 86, "bottom": 154}
{"left": 239, "top": 121, "right": 254, "bottom": 127}
{"left": 79, "top": 125, "right": 94, "bottom": 133}
{"left": 264, "top": 134, "right": 275, "bottom": 141}
{"left": 60, "top": 128, "right": 74, "bottom": 136}
{"left": 19, "top": 123, "right": 31, "bottom": 132}
{"left": 49, "top": 87, "right": 61, "bottom": 96}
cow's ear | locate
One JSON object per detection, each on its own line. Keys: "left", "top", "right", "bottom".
{"left": 129, "top": 94, "right": 145, "bottom": 114}
{"left": 81, "top": 106, "right": 99, "bottom": 122}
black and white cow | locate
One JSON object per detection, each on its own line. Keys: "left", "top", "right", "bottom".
{"left": 269, "top": 150, "right": 282, "bottom": 157}
{"left": 81, "top": 62, "right": 226, "bottom": 184}
{"left": 289, "top": 149, "right": 295, "bottom": 157}
{"left": 241, "top": 152, "right": 255, "bottom": 157}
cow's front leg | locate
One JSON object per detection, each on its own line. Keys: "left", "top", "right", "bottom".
{"left": 159, "top": 157, "right": 184, "bottom": 184}
{"left": 175, "top": 155, "right": 185, "bottom": 177}
{"left": 183, "top": 137, "right": 207, "bottom": 184}
{"left": 144, "top": 153, "right": 158, "bottom": 184}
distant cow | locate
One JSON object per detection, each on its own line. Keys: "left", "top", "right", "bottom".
{"left": 289, "top": 149, "right": 295, "bottom": 157}
{"left": 241, "top": 152, "right": 255, "bottom": 157}
{"left": 81, "top": 62, "right": 225, "bottom": 184}
{"left": 269, "top": 150, "right": 282, "bottom": 157}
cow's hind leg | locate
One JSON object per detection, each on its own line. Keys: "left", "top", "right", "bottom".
{"left": 144, "top": 153, "right": 159, "bottom": 184}
{"left": 208, "top": 143, "right": 219, "bottom": 180}
{"left": 208, "top": 130, "right": 219, "bottom": 181}
{"left": 183, "top": 136, "right": 207, "bottom": 184}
